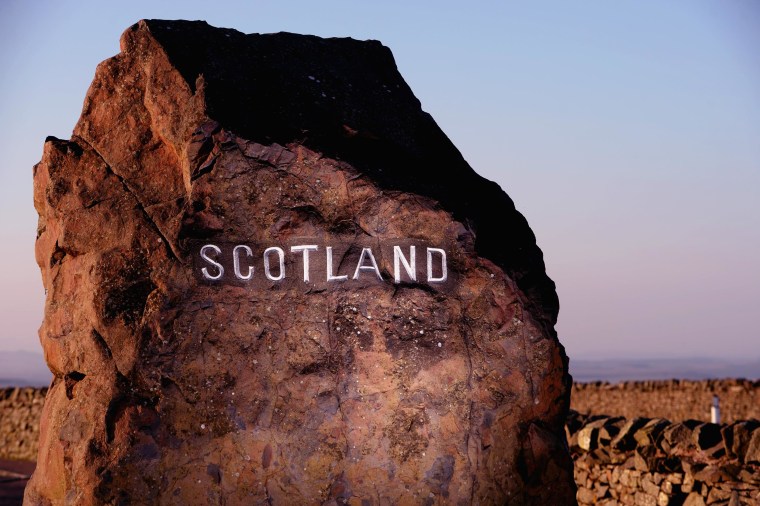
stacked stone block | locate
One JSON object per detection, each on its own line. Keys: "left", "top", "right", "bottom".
{"left": 0, "top": 387, "right": 47, "bottom": 461}
{"left": 568, "top": 411, "right": 760, "bottom": 505}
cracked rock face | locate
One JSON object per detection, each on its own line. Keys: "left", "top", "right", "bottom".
{"left": 28, "top": 20, "right": 575, "bottom": 505}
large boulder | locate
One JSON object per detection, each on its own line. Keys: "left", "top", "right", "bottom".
{"left": 27, "top": 20, "right": 574, "bottom": 505}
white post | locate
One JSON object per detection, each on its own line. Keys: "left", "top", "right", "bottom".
{"left": 710, "top": 395, "right": 721, "bottom": 424}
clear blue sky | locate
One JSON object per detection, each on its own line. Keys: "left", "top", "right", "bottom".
{"left": 0, "top": 0, "right": 758, "bottom": 360}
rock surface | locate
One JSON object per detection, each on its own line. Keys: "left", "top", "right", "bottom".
{"left": 27, "top": 20, "right": 574, "bottom": 505}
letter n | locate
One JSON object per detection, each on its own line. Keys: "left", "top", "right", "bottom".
{"left": 393, "top": 245, "right": 416, "bottom": 283}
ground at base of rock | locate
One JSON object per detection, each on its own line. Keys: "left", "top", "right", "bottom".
{"left": 0, "top": 459, "right": 34, "bottom": 506}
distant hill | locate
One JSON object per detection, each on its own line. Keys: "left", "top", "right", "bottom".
{"left": 570, "top": 357, "right": 760, "bottom": 383}
{"left": 0, "top": 350, "right": 51, "bottom": 387}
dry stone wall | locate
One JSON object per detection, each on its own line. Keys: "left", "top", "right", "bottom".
{"left": 568, "top": 411, "right": 760, "bottom": 505}
{"left": 573, "top": 380, "right": 760, "bottom": 424}
{"left": 0, "top": 388, "right": 47, "bottom": 461}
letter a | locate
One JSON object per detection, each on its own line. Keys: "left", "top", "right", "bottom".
{"left": 353, "top": 247, "right": 382, "bottom": 280}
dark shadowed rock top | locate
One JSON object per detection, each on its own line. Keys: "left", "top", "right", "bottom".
{"left": 27, "top": 19, "right": 574, "bottom": 505}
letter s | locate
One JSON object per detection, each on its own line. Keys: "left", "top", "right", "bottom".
{"left": 200, "top": 244, "right": 224, "bottom": 280}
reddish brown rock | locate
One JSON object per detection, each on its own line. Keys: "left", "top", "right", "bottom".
{"left": 27, "top": 20, "right": 574, "bottom": 505}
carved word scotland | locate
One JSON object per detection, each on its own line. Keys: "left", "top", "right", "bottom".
{"left": 194, "top": 241, "right": 449, "bottom": 287}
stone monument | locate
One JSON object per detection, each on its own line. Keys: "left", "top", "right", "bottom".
{"left": 27, "top": 20, "right": 575, "bottom": 505}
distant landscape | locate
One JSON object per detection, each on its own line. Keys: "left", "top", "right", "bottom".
{"left": 0, "top": 351, "right": 51, "bottom": 387}
{"left": 0, "top": 350, "right": 757, "bottom": 387}
{"left": 570, "top": 357, "right": 760, "bottom": 382}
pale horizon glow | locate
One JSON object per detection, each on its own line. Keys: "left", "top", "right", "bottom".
{"left": 0, "top": 0, "right": 758, "bottom": 362}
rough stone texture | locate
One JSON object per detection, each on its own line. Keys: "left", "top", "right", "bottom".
{"left": 567, "top": 412, "right": 760, "bottom": 505}
{"left": 573, "top": 380, "right": 760, "bottom": 424}
{"left": 27, "top": 20, "right": 574, "bottom": 505}
{"left": 0, "top": 388, "right": 47, "bottom": 462}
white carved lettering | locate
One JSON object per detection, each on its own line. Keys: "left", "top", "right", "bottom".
{"left": 233, "top": 245, "right": 254, "bottom": 280}
{"left": 263, "top": 247, "right": 285, "bottom": 281}
{"left": 291, "top": 245, "right": 319, "bottom": 282}
{"left": 200, "top": 244, "right": 224, "bottom": 280}
{"left": 326, "top": 246, "right": 348, "bottom": 282}
{"left": 353, "top": 247, "right": 382, "bottom": 280}
{"left": 427, "top": 247, "right": 447, "bottom": 283}
{"left": 197, "top": 242, "right": 449, "bottom": 287}
{"left": 393, "top": 245, "right": 416, "bottom": 283}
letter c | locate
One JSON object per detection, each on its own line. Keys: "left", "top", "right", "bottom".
{"left": 233, "top": 245, "right": 254, "bottom": 280}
